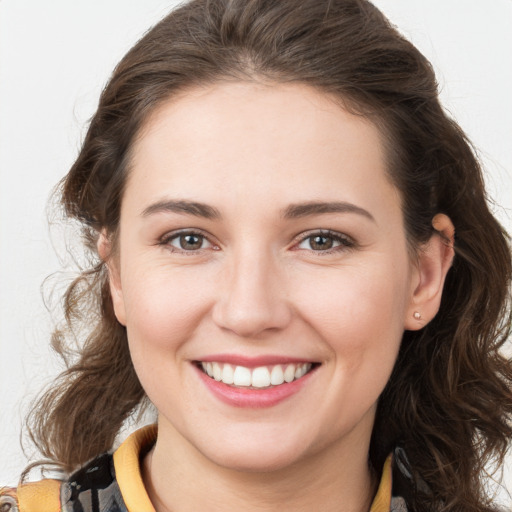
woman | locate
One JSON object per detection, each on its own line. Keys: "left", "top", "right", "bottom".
{"left": 2, "top": 0, "right": 511, "bottom": 510}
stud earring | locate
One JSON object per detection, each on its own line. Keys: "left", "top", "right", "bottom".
{"left": 413, "top": 311, "right": 421, "bottom": 320}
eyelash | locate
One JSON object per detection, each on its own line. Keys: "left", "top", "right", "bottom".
{"left": 159, "top": 229, "right": 218, "bottom": 254}
{"left": 158, "top": 229, "right": 355, "bottom": 255}
{"left": 293, "top": 229, "right": 355, "bottom": 255}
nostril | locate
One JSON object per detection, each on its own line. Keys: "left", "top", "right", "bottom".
{"left": 211, "top": 299, "right": 292, "bottom": 339}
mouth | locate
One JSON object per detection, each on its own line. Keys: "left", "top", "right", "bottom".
{"left": 196, "top": 361, "right": 319, "bottom": 389}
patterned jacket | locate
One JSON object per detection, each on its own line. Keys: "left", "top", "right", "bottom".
{"left": 1, "top": 425, "right": 408, "bottom": 512}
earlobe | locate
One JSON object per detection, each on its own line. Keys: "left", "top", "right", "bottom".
{"left": 98, "top": 231, "right": 126, "bottom": 326}
{"left": 404, "top": 214, "right": 455, "bottom": 330}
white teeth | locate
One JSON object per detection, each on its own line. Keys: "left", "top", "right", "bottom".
{"left": 295, "top": 363, "right": 309, "bottom": 379}
{"left": 212, "top": 362, "right": 222, "bottom": 381}
{"left": 284, "top": 364, "right": 295, "bottom": 383}
{"left": 301, "top": 363, "right": 312, "bottom": 377}
{"left": 201, "top": 361, "right": 314, "bottom": 388}
{"left": 270, "top": 365, "right": 285, "bottom": 385}
{"left": 251, "top": 367, "right": 271, "bottom": 388}
{"left": 221, "top": 364, "right": 234, "bottom": 384}
{"left": 233, "top": 366, "right": 252, "bottom": 386}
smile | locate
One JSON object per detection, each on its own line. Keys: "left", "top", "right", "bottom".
{"left": 199, "top": 362, "right": 314, "bottom": 388}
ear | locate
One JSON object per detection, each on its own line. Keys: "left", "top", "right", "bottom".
{"left": 404, "top": 214, "right": 455, "bottom": 330}
{"left": 98, "top": 231, "right": 126, "bottom": 326}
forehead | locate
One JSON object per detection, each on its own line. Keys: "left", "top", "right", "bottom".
{"left": 126, "top": 81, "right": 399, "bottom": 219}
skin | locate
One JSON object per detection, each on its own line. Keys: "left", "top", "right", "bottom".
{"left": 103, "top": 81, "right": 454, "bottom": 512}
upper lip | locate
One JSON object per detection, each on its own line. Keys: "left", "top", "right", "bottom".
{"left": 195, "top": 354, "right": 319, "bottom": 368}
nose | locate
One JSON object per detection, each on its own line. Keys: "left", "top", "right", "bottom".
{"left": 211, "top": 250, "right": 292, "bottom": 339}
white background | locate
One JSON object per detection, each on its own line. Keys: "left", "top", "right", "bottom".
{"left": 1, "top": 0, "right": 511, "bottom": 500}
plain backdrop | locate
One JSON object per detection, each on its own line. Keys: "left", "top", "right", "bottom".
{"left": 1, "top": 0, "right": 511, "bottom": 500}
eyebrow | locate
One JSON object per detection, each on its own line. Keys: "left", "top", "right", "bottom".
{"left": 141, "top": 199, "right": 375, "bottom": 222}
{"left": 141, "top": 199, "right": 221, "bottom": 219}
{"left": 282, "top": 201, "right": 375, "bottom": 222}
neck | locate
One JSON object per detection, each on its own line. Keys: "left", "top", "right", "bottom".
{"left": 142, "top": 419, "right": 378, "bottom": 512}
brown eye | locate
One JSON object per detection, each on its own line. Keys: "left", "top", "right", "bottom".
{"left": 296, "top": 231, "right": 354, "bottom": 252}
{"left": 180, "top": 234, "right": 203, "bottom": 250}
{"left": 309, "top": 235, "right": 334, "bottom": 250}
{"left": 167, "top": 232, "right": 212, "bottom": 251}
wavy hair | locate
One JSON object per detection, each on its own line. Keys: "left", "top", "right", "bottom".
{"left": 27, "top": 1, "right": 511, "bottom": 510}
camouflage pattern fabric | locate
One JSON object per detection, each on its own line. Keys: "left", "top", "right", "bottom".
{"left": 1, "top": 453, "right": 409, "bottom": 511}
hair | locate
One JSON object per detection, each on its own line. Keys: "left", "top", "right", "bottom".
{"left": 27, "top": 0, "right": 511, "bottom": 510}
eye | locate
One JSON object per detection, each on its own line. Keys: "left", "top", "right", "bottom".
{"left": 296, "top": 230, "right": 354, "bottom": 252}
{"left": 162, "top": 231, "right": 215, "bottom": 252}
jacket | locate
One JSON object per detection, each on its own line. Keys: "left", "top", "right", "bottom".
{"left": 1, "top": 425, "right": 408, "bottom": 511}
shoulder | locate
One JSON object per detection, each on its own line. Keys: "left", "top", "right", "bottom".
{"left": 0, "top": 425, "right": 157, "bottom": 512}
{"left": 64, "top": 452, "right": 128, "bottom": 512}
{"left": 1, "top": 479, "right": 61, "bottom": 512}
{"left": 0, "top": 454, "right": 122, "bottom": 512}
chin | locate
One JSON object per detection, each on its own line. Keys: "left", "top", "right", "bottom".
{"left": 206, "top": 446, "right": 306, "bottom": 474}
{"left": 191, "top": 426, "right": 316, "bottom": 474}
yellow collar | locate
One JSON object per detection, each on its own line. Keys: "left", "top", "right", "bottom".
{"left": 113, "top": 425, "right": 393, "bottom": 512}
{"left": 113, "top": 424, "right": 158, "bottom": 511}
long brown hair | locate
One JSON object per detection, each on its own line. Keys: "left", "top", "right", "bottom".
{"left": 27, "top": 1, "right": 511, "bottom": 510}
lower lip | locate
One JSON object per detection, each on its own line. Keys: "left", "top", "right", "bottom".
{"left": 195, "top": 365, "right": 316, "bottom": 408}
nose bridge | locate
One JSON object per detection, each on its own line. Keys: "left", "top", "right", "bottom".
{"left": 212, "top": 243, "right": 291, "bottom": 338}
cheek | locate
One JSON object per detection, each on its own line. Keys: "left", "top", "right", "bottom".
{"left": 121, "top": 262, "right": 215, "bottom": 354}
{"left": 297, "top": 264, "right": 408, "bottom": 328}
{"left": 281, "top": 263, "right": 410, "bottom": 448}
{"left": 299, "top": 260, "right": 407, "bottom": 388}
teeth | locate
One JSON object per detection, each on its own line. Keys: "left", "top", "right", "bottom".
{"left": 221, "top": 364, "right": 234, "bottom": 384}
{"left": 251, "top": 367, "right": 271, "bottom": 388}
{"left": 284, "top": 364, "right": 295, "bottom": 383}
{"left": 233, "top": 366, "right": 252, "bottom": 386}
{"left": 200, "top": 362, "right": 313, "bottom": 388}
{"left": 295, "top": 363, "right": 309, "bottom": 379}
{"left": 213, "top": 362, "right": 222, "bottom": 381}
{"left": 270, "top": 365, "right": 284, "bottom": 385}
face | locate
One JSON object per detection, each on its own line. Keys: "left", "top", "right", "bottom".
{"left": 110, "top": 82, "right": 420, "bottom": 472}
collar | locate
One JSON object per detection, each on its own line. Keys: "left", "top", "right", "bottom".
{"left": 113, "top": 425, "right": 393, "bottom": 512}
{"left": 113, "top": 424, "right": 158, "bottom": 511}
